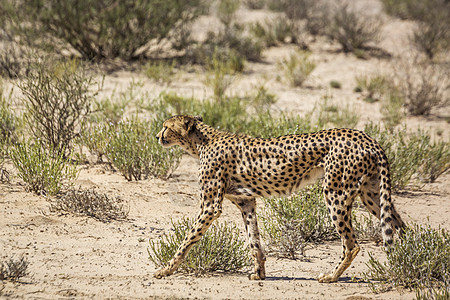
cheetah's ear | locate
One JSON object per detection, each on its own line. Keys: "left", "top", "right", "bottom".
{"left": 194, "top": 115, "right": 203, "bottom": 122}
{"left": 183, "top": 117, "right": 196, "bottom": 136}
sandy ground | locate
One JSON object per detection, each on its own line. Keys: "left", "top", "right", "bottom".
{"left": 1, "top": 1, "right": 449, "bottom": 299}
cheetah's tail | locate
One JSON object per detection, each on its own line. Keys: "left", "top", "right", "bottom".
{"left": 378, "top": 153, "right": 405, "bottom": 247}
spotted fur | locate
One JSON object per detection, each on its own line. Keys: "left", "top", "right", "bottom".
{"left": 154, "top": 115, "right": 405, "bottom": 282}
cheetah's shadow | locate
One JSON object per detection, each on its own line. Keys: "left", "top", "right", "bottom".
{"left": 265, "top": 276, "right": 361, "bottom": 283}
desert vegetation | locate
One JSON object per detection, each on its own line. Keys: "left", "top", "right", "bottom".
{"left": 0, "top": 0, "right": 449, "bottom": 298}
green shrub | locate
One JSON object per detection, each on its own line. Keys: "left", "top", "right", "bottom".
{"left": 144, "top": 60, "right": 177, "bottom": 85}
{"left": 148, "top": 92, "right": 248, "bottom": 133}
{"left": 0, "top": 81, "right": 17, "bottom": 142}
{"left": 251, "top": 17, "right": 299, "bottom": 46}
{"left": 0, "top": 256, "right": 29, "bottom": 282}
{"left": 316, "top": 95, "right": 360, "bottom": 129}
{"left": 104, "top": 117, "right": 182, "bottom": 180}
{"left": 0, "top": 138, "right": 8, "bottom": 183}
{"left": 151, "top": 90, "right": 311, "bottom": 138}
{"left": 352, "top": 202, "right": 382, "bottom": 243}
{"left": 77, "top": 123, "right": 111, "bottom": 163}
{"left": 247, "top": 84, "right": 277, "bottom": 114}
{"left": 329, "top": 80, "right": 342, "bottom": 89}
{"left": 244, "top": 111, "right": 316, "bottom": 138}
{"left": 380, "top": 89, "right": 405, "bottom": 130}
{"left": 148, "top": 217, "right": 252, "bottom": 275}
{"left": 364, "top": 124, "right": 433, "bottom": 191}
{"left": 204, "top": 50, "right": 239, "bottom": 102}
{"left": 328, "top": 3, "right": 381, "bottom": 53}
{"left": 259, "top": 184, "right": 337, "bottom": 259}
{"left": 4, "top": 0, "right": 206, "bottom": 60}
{"left": 278, "top": 50, "right": 316, "bottom": 87}
{"left": 10, "top": 139, "right": 79, "bottom": 196}
{"left": 418, "top": 141, "right": 450, "bottom": 183}
{"left": 17, "top": 57, "right": 100, "bottom": 156}
{"left": 218, "top": 0, "right": 240, "bottom": 29}
{"left": 416, "top": 287, "right": 450, "bottom": 300}
{"left": 355, "top": 74, "right": 389, "bottom": 103}
{"left": 363, "top": 223, "right": 449, "bottom": 293}
{"left": 50, "top": 188, "right": 128, "bottom": 222}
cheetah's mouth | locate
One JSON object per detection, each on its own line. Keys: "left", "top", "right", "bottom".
{"left": 160, "top": 137, "right": 170, "bottom": 146}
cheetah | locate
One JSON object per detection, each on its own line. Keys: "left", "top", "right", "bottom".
{"left": 154, "top": 115, "right": 405, "bottom": 282}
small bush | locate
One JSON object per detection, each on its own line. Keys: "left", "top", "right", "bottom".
{"left": 0, "top": 139, "right": 8, "bottom": 183}
{"left": 104, "top": 117, "right": 182, "bottom": 180}
{"left": 77, "top": 123, "right": 111, "bottom": 164}
{"left": 259, "top": 184, "right": 337, "bottom": 259}
{"left": 393, "top": 56, "right": 449, "bottom": 116}
{"left": 0, "top": 42, "right": 31, "bottom": 79}
{"left": 380, "top": 89, "right": 405, "bottom": 130}
{"left": 416, "top": 287, "right": 450, "bottom": 300}
{"left": 279, "top": 0, "right": 329, "bottom": 36}
{"left": 10, "top": 139, "right": 79, "bottom": 196}
{"left": 418, "top": 141, "right": 450, "bottom": 183}
{"left": 197, "top": 0, "right": 263, "bottom": 64}
{"left": 0, "top": 256, "right": 29, "bottom": 282}
{"left": 278, "top": 50, "right": 316, "bottom": 87}
{"left": 204, "top": 50, "right": 239, "bottom": 102}
{"left": 218, "top": 0, "right": 240, "bottom": 29}
{"left": 327, "top": 3, "right": 381, "bottom": 53}
{"left": 50, "top": 188, "right": 128, "bottom": 222}
{"left": 17, "top": 57, "right": 100, "bottom": 156}
{"left": 267, "top": 0, "right": 286, "bottom": 12}
{"left": 250, "top": 18, "right": 297, "bottom": 46}
{"left": 355, "top": 74, "right": 389, "bottom": 103}
{"left": 0, "top": 82, "right": 17, "bottom": 142}
{"left": 363, "top": 223, "right": 449, "bottom": 293}
{"left": 303, "top": 1, "right": 330, "bottom": 36}
{"left": 329, "top": 80, "right": 341, "bottom": 89}
{"left": 148, "top": 217, "right": 252, "bottom": 275}
{"left": 202, "top": 27, "right": 263, "bottom": 63}
{"left": 247, "top": 84, "right": 277, "bottom": 114}
{"left": 244, "top": 0, "right": 265, "bottom": 10}
{"left": 413, "top": 19, "right": 450, "bottom": 60}
{"left": 144, "top": 60, "right": 177, "bottom": 85}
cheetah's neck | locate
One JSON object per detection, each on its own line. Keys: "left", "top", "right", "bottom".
{"left": 185, "top": 122, "right": 228, "bottom": 159}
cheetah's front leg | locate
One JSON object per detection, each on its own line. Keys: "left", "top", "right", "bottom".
{"left": 154, "top": 173, "right": 225, "bottom": 279}
{"left": 154, "top": 207, "right": 221, "bottom": 278}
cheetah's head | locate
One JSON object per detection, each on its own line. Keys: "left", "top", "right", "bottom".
{"left": 156, "top": 115, "right": 203, "bottom": 148}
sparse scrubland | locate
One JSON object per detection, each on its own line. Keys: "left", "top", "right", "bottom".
{"left": 0, "top": 0, "right": 448, "bottom": 299}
